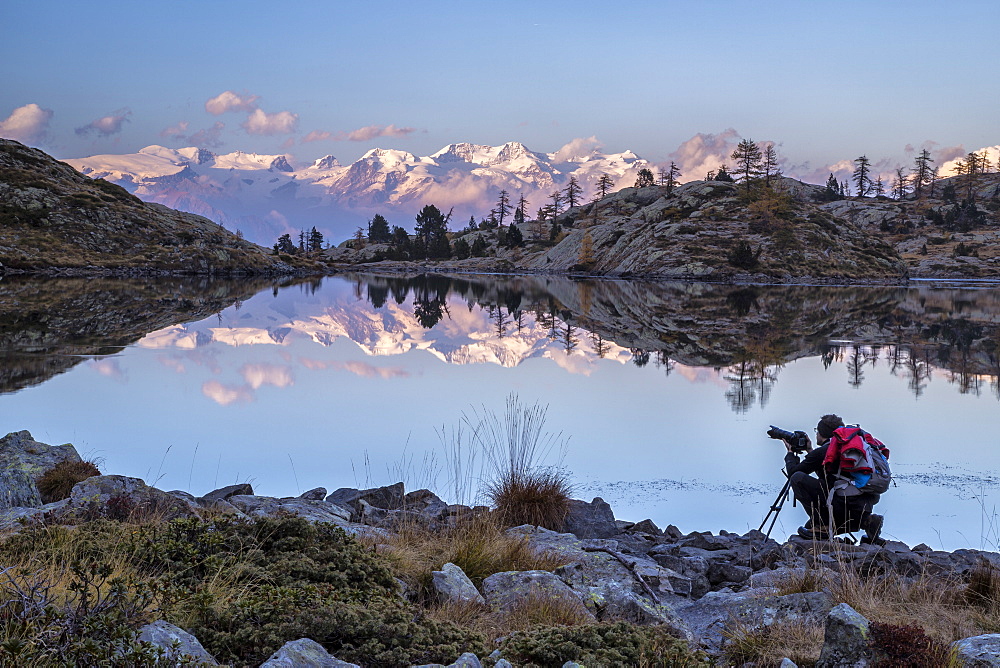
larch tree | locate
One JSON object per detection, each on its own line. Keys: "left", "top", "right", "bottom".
{"left": 594, "top": 173, "right": 615, "bottom": 200}
{"left": 891, "top": 167, "right": 910, "bottom": 200}
{"left": 665, "top": 162, "right": 681, "bottom": 194}
{"left": 852, "top": 155, "right": 873, "bottom": 197}
{"left": 563, "top": 176, "right": 582, "bottom": 209}
{"left": 496, "top": 190, "right": 511, "bottom": 227}
{"left": 911, "top": 149, "right": 935, "bottom": 199}
{"left": 731, "top": 138, "right": 763, "bottom": 190}
{"left": 761, "top": 143, "right": 781, "bottom": 187}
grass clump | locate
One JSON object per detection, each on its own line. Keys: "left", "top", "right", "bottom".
{"left": 464, "top": 395, "right": 573, "bottom": 530}
{"left": 722, "top": 618, "right": 824, "bottom": 667}
{"left": 36, "top": 459, "right": 102, "bottom": 503}
{"left": 499, "top": 622, "right": 709, "bottom": 667}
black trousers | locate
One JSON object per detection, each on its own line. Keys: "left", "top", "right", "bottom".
{"left": 789, "top": 471, "right": 878, "bottom": 533}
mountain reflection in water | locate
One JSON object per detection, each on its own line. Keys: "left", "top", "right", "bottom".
{"left": 2, "top": 272, "right": 1000, "bottom": 550}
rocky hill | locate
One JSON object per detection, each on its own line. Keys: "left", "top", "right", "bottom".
{"left": 0, "top": 139, "right": 312, "bottom": 275}
{"left": 329, "top": 173, "right": 1000, "bottom": 282}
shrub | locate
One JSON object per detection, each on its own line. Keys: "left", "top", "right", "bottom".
{"left": 869, "top": 621, "right": 952, "bottom": 667}
{"left": 727, "top": 240, "right": 761, "bottom": 270}
{"left": 0, "top": 561, "right": 162, "bottom": 665}
{"left": 36, "top": 459, "right": 102, "bottom": 503}
{"left": 499, "top": 622, "right": 709, "bottom": 667}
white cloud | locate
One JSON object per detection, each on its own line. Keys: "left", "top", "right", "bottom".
{"left": 0, "top": 103, "right": 54, "bottom": 143}
{"left": 667, "top": 129, "right": 742, "bottom": 181}
{"left": 551, "top": 136, "right": 602, "bottom": 163}
{"left": 75, "top": 109, "right": 131, "bottom": 137}
{"left": 242, "top": 108, "right": 299, "bottom": 135}
{"left": 205, "top": 90, "right": 259, "bottom": 115}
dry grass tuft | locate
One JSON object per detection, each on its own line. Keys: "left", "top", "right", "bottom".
{"left": 497, "top": 590, "right": 595, "bottom": 632}
{"left": 722, "top": 617, "right": 824, "bottom": 667}
{"left": 375, "top": 514, "right": 567, "bottom": 597}
{"left": 486, "top": 468, "right": 573, "bottom": 530}
{"left": 36, "top": 459, "right": 102, "bottom": 503}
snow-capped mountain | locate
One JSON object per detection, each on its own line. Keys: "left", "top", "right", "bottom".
{"left": 64, "top": 141, "right": 650, "bottom": 245}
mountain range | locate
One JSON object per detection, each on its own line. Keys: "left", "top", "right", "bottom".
{"left": 65, "top": 142, "right": 651, "bottom": 245}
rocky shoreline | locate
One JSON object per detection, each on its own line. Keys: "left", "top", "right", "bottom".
{"left": 3, "top": 429, "right": 1000, "bottom": 666}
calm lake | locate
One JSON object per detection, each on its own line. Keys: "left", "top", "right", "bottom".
{"left": 3, "top": 272, "right": 1000, "bottom": 551}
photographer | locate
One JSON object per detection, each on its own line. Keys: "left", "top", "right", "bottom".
{"left": 783, "top": 414, "right": 884, "bottom": 543}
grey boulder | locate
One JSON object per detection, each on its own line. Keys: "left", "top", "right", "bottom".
{"left": 0, "top": 430, "right": 82, "bottom": 510}
{"left": 952, "top": 633, "right": 1000, "bottom": 667}
{"left": 482, "top": 569, "right": 594, "bottom": 621}
{"left": 562, "top": 497, "right": 617, "bottom": 538}
{"left": 432, "top": 562, "right": 485, "bottom": 605}
{"left": 137, "top": 619, "right": 218, "bottom": 665}
{"left": 259, "top": 638, "right": 358, "bottom": 667}
{"left": 816, "top": 603, "right": 872, "bottom": 667}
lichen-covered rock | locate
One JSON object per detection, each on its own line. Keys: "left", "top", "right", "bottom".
{"left": 326, "top": 482, "right": 405, "bottom": 519}
{"left": 69, "top": 475, "right": 200, "bottom": 520}
{"left": 482, "top": 570, "right": 594, "bottom": 621}
{"left": 228, "top": 495, "right": 352, "bottom": 524}
{"left": 259, "top": 638, "right": 358, "bottom": 667}
{"left": 675, "top": 590, "right": 833, "bottom": 655}
{"left": 137, "top": 619, "right": 218, "bottom": 665}
{"left": 299, "top": 486, "right": 327, "bottom": 500}
{"left": 0, "top": 430, "right": 82, "bottom": 510}
{"left": 432, "top": 562, "right": 485, "bottom": 605}
{"left": 816, "top": 603, "right": 872, "bottom": 667}
{"left": 952, "top": 633, "right": 1000, "bottom": 667}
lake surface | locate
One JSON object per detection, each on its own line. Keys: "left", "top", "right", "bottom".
{"left": 3, "top": 272, "right": 1000, "bottom": 551}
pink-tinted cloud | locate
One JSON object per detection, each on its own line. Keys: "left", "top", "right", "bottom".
{"left": 298, "top": 357, "right": 409, "bottom": 378}
{"left": 551, "top": 136, "right": 602, "bottom": 163}
{"left": 205, "top": 90, "right": 259, "bottom": 115}
{"left": 75, "top": 109, "right": 131, "bottom": 137}
{"left": 89, "top": 358, "right": 127, "bottom": 382}
{"left": 202, "top": 380, "right": 254, "bottom": 405}
{"left": 188, "top": 121, "right": 225, "bottom": 147}
{"left": 159, "top": 120, "right": 225, "bottom": 148}
{"left": 239, "top": 363, "right": 294, "bottom": 389}
{"left": 667, "top": 129, "right": 742, "bottom": 181}
{"left": 159, "top": 121, "right": 189, "bottom": 139}
{"left": 0, "top": 103, "right": 54, "bottom": 143}
{"left": 302, "top": 130, "right": 333, "bottom": 143}
{"left": 157, "top": 356, "right": 186, "bottom": 374}
{"left": 242, "top": 108, "right": 299, "bottom": 135}
{"left": 334, "top": 124, "right": 415, "bottom": 141}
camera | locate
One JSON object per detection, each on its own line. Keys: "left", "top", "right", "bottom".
{"left": 767, "top": 425, "right": 810, "bottom": 454}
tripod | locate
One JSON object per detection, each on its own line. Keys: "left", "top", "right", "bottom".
{"left": 758, "top": 472, "right": 793, "bottom": 542}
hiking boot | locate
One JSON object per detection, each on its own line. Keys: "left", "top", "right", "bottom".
{"left": 797, "top": 525, "right": 831, "bottom": 540}
{"left": 861, "top": 513, "right": 885, "bottom": 546}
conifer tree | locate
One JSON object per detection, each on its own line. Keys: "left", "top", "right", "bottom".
{"left": 563, "top": 176, "right": 582, "bottom": 209}
{"left": 516, "top": 194, "right": 529, "bottom": 224}
{"left": 595, "top": 174, "right": 615, "bottom": 200}
{"left": 891, "top": 167, "right": 910, "bottom": 200}
{"left": 367, "top": 214, "right": 391, "bottom": 243}
{"left": 496, "top": 190, "right": 511, "bottom": 227}
{"left": 852, "top": 155, "right": 873, "bottom": 197}
{"left": 414, "top": 204, "right": 450, "bottom": 259}
{"left": 634, "top": 168, "right": 655, "bottom": 188}
{"left": 274, "top": 233, "right": 296, "bottom": 254}
{"left": 761, "top": 143, "right": 781, "bottom": 187}
{"left": 308, "top": 226, "right": 325, "bottom": 252}
{"left": 911, "top": 149, "right": 935, "bottom": 199}
{"left": 577, "top": 230, "right": 595, "bottom": 267}
{"left": 665, "top": 162, "right": 681, "bottom": 194}
{"left": 731, "top": 138, "right": 763, "bottom": 188}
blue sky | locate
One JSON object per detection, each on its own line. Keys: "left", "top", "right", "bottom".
{"left": 2, "top": 0, "right": 997, "bottom": 177}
